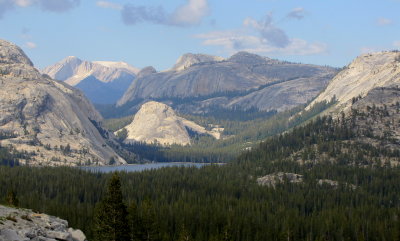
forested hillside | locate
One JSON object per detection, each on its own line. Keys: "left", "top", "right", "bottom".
{"left": 1, "top": 109, "right": 400, "bottom": 240}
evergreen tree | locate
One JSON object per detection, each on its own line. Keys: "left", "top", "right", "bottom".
{"left": 140, "top": 199, "right": 160, "bottom": 241}
{"left": 177, "top": 224, "right": 192, "bottom": 241}
{"left": 6, "top": 189, "right": 19, "bottom": 207}
{"left": 128, "top": 201, "right": 144, "bottom": 241}
{"left": 93, "top": 173, "right": 130, "bottom": 241}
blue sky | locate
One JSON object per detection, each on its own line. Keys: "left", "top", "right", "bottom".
{"left": 1, "top": 0, "right": 399, "bottom": 70}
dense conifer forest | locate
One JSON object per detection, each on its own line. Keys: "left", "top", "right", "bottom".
{"left": 1, "top": 111, "right": 400, "bottom": 240}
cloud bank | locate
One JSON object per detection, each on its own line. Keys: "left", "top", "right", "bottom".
{"left": 98, "top": 0, "right": 209, "bottom": 27}
{"left": 0, "top": 0, "right": 80, "bottom": 18}
{"left": 195, "top": 12, "right": 327, "bottom": 56}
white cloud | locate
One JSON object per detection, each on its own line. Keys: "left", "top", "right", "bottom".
{"left": 170, "top": 0, "right": 209, "bottom": 26}
{"left": 121, "top": 0, "right": 209, "bottom": 27}
{"left": 96, "top": 1, "right": 122, "bottom": 10}
{"left": 25, "top": 42, "right": 37, "bottom": 49}
{"left": 393, "top": 41, "right": 400, "bottom": 48}
{"left": 377, "top": 18, "right": 392, "bottom": 26}
{"left": 195, "top": 29, "right": 327, "bottom": 56}
{"left": 13, "top": 0, "right": 33, "bottom": 7}
{"left": 243, "top": 14, "right": 290, "bottom": 48}
{"left": 0, "top": 0, "right": 79, "bottom": 18}
{"left": 195, "top": 12, "right": 327, "bottom": 56}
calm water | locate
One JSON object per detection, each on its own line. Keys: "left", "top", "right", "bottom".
{"left": 81, "top": 162, "right": 220, "bottom": 173}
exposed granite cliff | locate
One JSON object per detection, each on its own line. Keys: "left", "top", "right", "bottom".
{"left": 116, "top": 101, "right": 221, "bottom": 146}
{"left": 118, "top": 52, "right": 337, "bottom": 114}
{"left": 0, "top": 39, "right": 125, "bottom": 166}
{"left": 307, "top": 51, "right": 400, "bottom": 113}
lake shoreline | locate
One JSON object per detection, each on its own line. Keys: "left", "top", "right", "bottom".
{"left": 80, "top": 162, "right": 225, "bottom": 173}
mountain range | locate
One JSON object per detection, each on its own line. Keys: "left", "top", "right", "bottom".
{"left": 117, "top": 52, "right": 338, "bottom": 114}
{"left": 42, "top": 56, "right": 139, "bottom": 104}
{"left": 2, "top": 39, "right": 400, "bottom": 165}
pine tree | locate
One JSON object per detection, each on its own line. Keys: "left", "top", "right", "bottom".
{"left": 128, "top": 201, "right": 144, "bottom": 241}
{"left": 93, "top": 173, "right": 130, "bottom": 241}
{"left": 177, "top": 224, "right": 192, "bottom": 241}
{"left": 6, "top": 190, "right": 19, "bottom": 207}
{"left": 140, "top": 199, "right": 160, "bottom": 241}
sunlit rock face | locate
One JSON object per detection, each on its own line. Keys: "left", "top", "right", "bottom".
{"left": 0, "top": 39, "right": 125, "bottom": 166}
{"left": 117, "top": 101, "right": 220, "bottom": 146}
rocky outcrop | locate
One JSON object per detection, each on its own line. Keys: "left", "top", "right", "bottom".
{"left": 257, "top": 172, "right": 303, "bottom": 188}
{"left": 117, "top": 51, "right": 337, "bottom": 114}
{"left": 256, "top": 173, "right": 356, "bottom": 189}
{"left": 348, "top": 85, "right": 400, "bottom": 151}
{"left": 116, "top": 101, "right": 221, "bottom": 146}
{"left": 42, "top": 57, "right": 139, "bottom": 104}
{"left": 0, "top": 39, "right": 125, "bottom": 166}
{"left": 307, "top": 51, "right": 400, "bottom": 113}
{"left": 317, "top": 179, "right": 356, "bottom": 190}
{"left": 0, "top": 205, "right": 86, "bottom": 241}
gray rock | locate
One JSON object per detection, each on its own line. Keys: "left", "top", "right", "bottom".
{"left": 257, "top": 172, "right": 304, "bottom": 188}
{"left": 0, "top": 39, "right": 125, "bottom": 166}
{"left": 117, "top": 101, "right": 222, "bottom": 146}
{"left": 0, "top": 228, "right": 27, "bottom": 241}
{"left": 45, "top": 231, "right": 71, "bottom": 240}
{"left": 0, "top": 205, "right": 86, "bottom": 241}
{"left": 68, "top": 228, "right": 87, "bottom": 241}
{"left": 117, "top": 51, "right": 337, "bottom": 114}
{"left": 307, "top": 51, "right": 400, "bottom": 114}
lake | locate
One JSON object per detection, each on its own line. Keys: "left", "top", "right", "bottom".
{"left": 81, "top": 162, "right": 221, "bottom": 173}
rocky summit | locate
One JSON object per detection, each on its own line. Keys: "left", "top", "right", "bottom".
{"left": 0, "top": 205, "right": 86, "bottom": 241}
{"left": 170, "top": 53, "right": 225, "bottom": 72}
{"left": 117, "top": 51, "right": 337, "bottom": 114}
{"left": 116, "top": 101, "right": 221, "bottom": 146}
{"left": 307, "top": 51, "right": 400, "bottom": 113}
{"left": 42, "top": 56, "right": 139, "bottom": 104}
{"left": 0, "top": 39, "right": 125, "bottom": 166}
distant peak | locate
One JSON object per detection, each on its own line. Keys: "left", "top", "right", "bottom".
{"left": 228, "top": 51, "right": 270, "bottom": 64}
{"left": 60, "top": 56, "right": 82, "bottom": 65}
{"left": 171, "top": 53, "right": 224, "bottom": 72}
{"left": 137, "top": 66, "right": 157, "bottom": 78}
